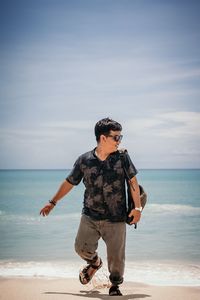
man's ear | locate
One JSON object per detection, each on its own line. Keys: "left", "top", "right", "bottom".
{"left": 100, "top": 134, "right": 106, "bottom": 143}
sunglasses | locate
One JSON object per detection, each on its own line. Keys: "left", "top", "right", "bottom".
{"left": 106, "top": 134, "right": 123, "bottom": 142}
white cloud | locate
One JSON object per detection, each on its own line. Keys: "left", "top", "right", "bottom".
{"left": 124, "top": 111, "right": 200, "bottom": 139}
{"left": 43, "top": 120, "right": 94, "bottom": 130}
{"left": 159, "top": 111, "right": 200, "bottom": 138}
{"left": 1, "top": 111, "right": 199, "bottom": 169}
{"left": 123, "top": 111, "right": 200, "bottom": 168}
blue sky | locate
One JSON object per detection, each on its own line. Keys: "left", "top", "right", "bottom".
{"left": 0, "top": 0, "right": 200, "bottom": 169}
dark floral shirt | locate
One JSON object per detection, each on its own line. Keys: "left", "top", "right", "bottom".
{"left": 66, "top": 149, "right": 138, "bottom": 222}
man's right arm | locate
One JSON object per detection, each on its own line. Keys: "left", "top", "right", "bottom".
{"left": 40, "top": 180, "right": 74, "bottom": 217}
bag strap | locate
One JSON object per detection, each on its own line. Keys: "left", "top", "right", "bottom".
{"left": 119, "top": 149, "right": 137, "bottom": 228}
{"left": 119, "top": 149, "right": 135, "bottom": 192}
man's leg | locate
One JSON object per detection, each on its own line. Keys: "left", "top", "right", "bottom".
{"left": 75, "top": 215, "right": 103, "bottom": 284}
{"left": 75, "top": 214, "right": 101, "bottom": 264}
{"left": 101, "top": 221, "right": 126, "bottom": 288}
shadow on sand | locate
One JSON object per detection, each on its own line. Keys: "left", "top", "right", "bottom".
{"left": 44, "top": 289, "right": 151, "bottom": 299}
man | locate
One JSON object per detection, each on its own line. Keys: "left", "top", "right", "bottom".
{"left": 40, "top": 117, "right": 142, "bottom": 296}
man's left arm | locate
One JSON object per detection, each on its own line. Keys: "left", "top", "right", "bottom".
{"left": 128, "top": 176, "right": 142, "bottom": 225}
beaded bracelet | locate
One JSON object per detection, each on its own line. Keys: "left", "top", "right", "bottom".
{"left": 49, "top": 200, "right": 56, "bottom": 206}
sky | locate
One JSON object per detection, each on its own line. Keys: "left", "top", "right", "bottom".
{"left": 0, "top": 0, "right": 200, "bottom": 169}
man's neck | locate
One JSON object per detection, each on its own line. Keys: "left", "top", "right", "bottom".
{"left": 95, "top": 146, "right": 110, "bottom": 161}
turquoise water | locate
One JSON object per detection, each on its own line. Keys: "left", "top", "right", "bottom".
{"left": 0, "top": 169, "right": 200, "bottom": 285}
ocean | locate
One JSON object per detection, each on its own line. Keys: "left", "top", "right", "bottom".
{"left": 0, "top": 169, "right": 200, "bottom": 286}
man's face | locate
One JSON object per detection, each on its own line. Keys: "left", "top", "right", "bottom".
{"left": 102, "top": 130, "right": 123, "bottom": 153}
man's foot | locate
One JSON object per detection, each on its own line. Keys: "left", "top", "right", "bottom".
{"left": 109, "top": 285, "right": 123, "bottom": 296}
{"left": 79, "top": 257, "right": 102, "bottom": 285}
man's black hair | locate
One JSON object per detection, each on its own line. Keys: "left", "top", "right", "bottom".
{"left": 94, "top": 117, "right": 122, "bottom": 142}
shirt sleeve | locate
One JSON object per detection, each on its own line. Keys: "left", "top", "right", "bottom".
{"left": 66, "top": 156, "right": 83, "bottom": 185}
{"left": 124, "top": 151, "right": 138, "bottom": 179}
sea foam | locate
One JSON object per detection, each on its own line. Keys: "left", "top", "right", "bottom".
{"left": 0, "top": 260, "right": 199, "bottom": 286}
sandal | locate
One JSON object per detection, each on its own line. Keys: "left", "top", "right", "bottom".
{"left": 79, "top": 258, "right": 102, "bottom": 285}
{"left": 109, "top": 285, "right": 123, "bottom": 296}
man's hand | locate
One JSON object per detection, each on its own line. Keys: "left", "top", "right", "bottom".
{"left": 40, "top": 203, "right": 54, "bottom": 217}
{"left": 128, "top": 209, "right": 141, "bottom": 225}
{"left": 39, "top": 180, "right": 74, "bottom": 217}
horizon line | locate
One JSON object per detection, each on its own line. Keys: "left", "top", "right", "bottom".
{"left": 0, "top": 168, "right": 200, "bottom": 171}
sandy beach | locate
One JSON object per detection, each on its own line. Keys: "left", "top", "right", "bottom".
{"left": 0, "top": 278, "right": 199, "bottom": 300}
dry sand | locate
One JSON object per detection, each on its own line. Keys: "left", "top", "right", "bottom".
{"left": 0, "top": 278, "right": 199, "bottom": 300}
